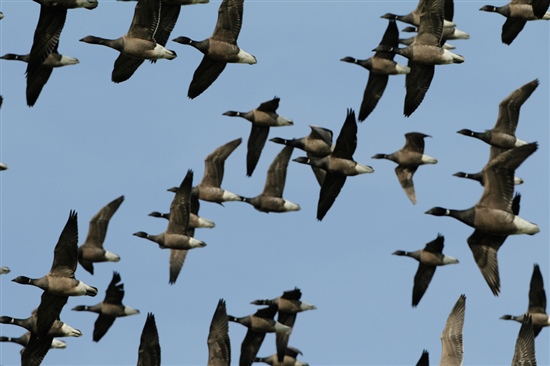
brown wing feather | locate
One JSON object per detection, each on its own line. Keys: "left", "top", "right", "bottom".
{"left": 50, "top": 211, "right": 79, "bottom": 278}
{"left": 188, "top": 56, "right": 227, "bottom": 99}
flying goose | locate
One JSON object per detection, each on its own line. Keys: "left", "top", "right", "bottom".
{"left": 80, "top": 0, "right": 177, "bottom": 83}
{"left": 425, "top": 143, "right": 539, "bottom": 236}
{"left": 172, "top": 0, "right": 256, "bottom": 98}
{"left": 501, "top": 264, "right": 550, "bottom": 337}
{"left": 455, "top": 80, "right": 538, "bottom": 186}
{"left": 12, "top": 211, "right": 97, "bottom": 296}
{"left": 293, "top": 109, "right": 373, "bottom": 221}
{"left": 0, "top": 308, "right": 81, "bottom": 338}
{"left": 78, "top": 195, "right": 124, "bottom": 275}
{"left": 72, "top": 271, "right": 140, "bottom": 342}
{"left": 0, "top": 332, "right": 66, "bottom": 350}
{"left": 242, "top": 146, "right": 301, "bottom": 213}
{"left": 27, "top": 0, "right": 97, "bottom": 78}
{"left": 271, "top": 125, "right": 333, "bottom": 186}
{"left": 229, "top": 305, "right": 291, "bottom": 366}
{"left": 374, "top": 0, "right": 464, "bottom": 117}
{"left": 393, "top": 234, "right": 459, "bottom": 307}
{"left": 372, "top": 132, "right": 437, "bottom": 204}
{"left": 21, "top": 291, "right": 74, "bottom": 366}
{"left": 511, "top": 315, "right": 537, "bottom": 366}
{"left": 440, "top": 294, "right": 466, "bottom": 366}
{"left": 133, "top": 170, "right": 206, "bottom": 284}
{"left": 255, "top": 346, "right": 309, "bottom": 366}
{"left": 466, "top": 192, "right": 521, "bottom": 296}
{"left": 251, "top": 288, "right": 316, "bottom": 362}
{"left": 138, "top": 313, "right": 161, "bottom": 366}
{"left": 341, "top": 19, "right": 410, "bottom": 122}
{"left": 11, "top": 212, "right": 94, "bottom": 366}
{"left": 1, "top": 43, "right": 79, "bottom": 107}
{"left": 480, "top": 0, "right": 550, "bottom": 44}
{"left": 191, "top": 138, "right": 244, "bottom": 204}
{"left": 207, "top": 299, "right": 230, "bottom": 366}
{"left": 223, "top": 97, "right": 293, "bottom": 176}
{"left": 457, "top": 79, "right": 538, "bottom": 150}
{"left": 1, "top": 266, "right": 10, "bottom": 274}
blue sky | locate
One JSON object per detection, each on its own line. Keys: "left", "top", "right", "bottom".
{"left": 0, "top": 0, "right": 549, "bottom": 365}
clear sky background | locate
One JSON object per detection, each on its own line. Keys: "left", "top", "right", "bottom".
{"left": 0, "top": 0, "right": 549, "bottom": 365}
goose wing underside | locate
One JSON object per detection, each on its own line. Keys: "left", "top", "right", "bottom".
{"left": 247, "top": 125, "right": 270, "bottom": 177}
{"left": 50, "top": 211, "right": 79, "bottom": 278}
{"left": 317, "top": 173, "right": 346, "bottom": 221}
{"left": 528, "top": 264, "right": 546, "bottom": 314}
{"left": 501, "top": 18, "right": 527, "bottom": 45}
{"left": 83, "top": 196, "right": 125, "bottom": 250}
{"left": 359, "top": 73, "right": 389, "bottom": 122}
{"left": 239, "top": 329, "right": 265, "bottom": 366}
{"left": 207, "top": 299, "right": 230, "bottom": 366}
{"left": 404, "top": 62, "right": 435, "bottom": 117}
{"left": 112, "top": 54, "right": 145, "bottom": 83}
{"left": 467, "top": 229, "right": 507, "bottom": 296}
{"left": 440, "top": 294, "right": 465, "bottom": 366}
{"left": 413, "top": 263, "right": 436, "bottom": 306}
{"left": 154, "top": 2, "right": 181, "bottom": 46}
{"left": 201, "top": 138, "right": 242, "bottom": 187}
{"left": 188, "top": 56, "right": 227, "bottom": 99}
{"left": 262, "top": 146, "right": 293, "bottom": 198}
{"left": 212, "top": 0, "right": 244, "bottom": 43}
{"left": 27, "top": 6, "right": 67, "bottom": 77}
{"left": 138, "top": 313, "right": 161, "bottom": 366}
{"left": 169, "top": 248, "right": 188, "bottom": 285}
{"left": 26, "top": 64, "right": 53, "bottom": 107}
{"left": 332, "top": 109, "right": 357, "bottom": 159}
{"left": 127, "top": 0, "right": 160, "bottom": 41}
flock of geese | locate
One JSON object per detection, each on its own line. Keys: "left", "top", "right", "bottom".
{"left": 0, "top": 0, "right": 549, "bottom": 364}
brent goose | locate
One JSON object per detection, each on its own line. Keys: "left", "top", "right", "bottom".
{"left": 78, "top": 196, "right": 124, "bottom": 275}
{"left": 480, "top": 0, "right": 550, "bottom": 44}
{"left": 425, "top": 143, "right": 539, "bottom": 236}
{"left": 1, "top": 43, "right": 79, "bottom": 107}
{"left": 501, "top": 264, "right": 550, "bottom": 337}
{"left": 242, "top": 146, "right": 301, "bottom": 213}
{"left": 223, "top": 96, "right": 293, "bottom": 176}
{"left": 293, "top": 109, "right": 373, "bottom": 221}
{"left": 393, "top": 234, "right": 459, "bottom": 307}
{"left": 72, "top": 271, "right": 139, "bottom": 342}
{"left": 80, "top": 0, "right": 177, "bottom": 83}
{"left": 341, "top": 19, "right": 410, "bottom": 121}
{"left": 251, "top": 288, "right": 316, "bottom": 362}
{"left": 372, "top": 132, "right": 437, "bottom": 204}
{"left": 172, "top": 0, "right": 256, "bottom": 98}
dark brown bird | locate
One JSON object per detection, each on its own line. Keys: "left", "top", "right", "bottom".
{"left": 78, "top": 196, "right": 124, "bottom": 275}
{"left": 393, "top": 234, "right": 459, "bottom": 307}
{"left": 372, "top": 132, "right": 437, "bottom": 204}
{"left": 138, "top": 313, "right": 161, "bottom": 366}
{"left": 223, "top": 97, "right": 293, "bottom": 176}
{"left": 172, "top": 0, "right": 256, "bottom": 98}
{"left": 293, "top": 109, "right": 373, "bottom": 221}
{"left": 251, "top": 288, "right": 316, "bottom": 362}
{"left": 340, "top": 19, "right": 409, "bottom": 121}
{"left": 71, "top": 271, "right": 140, "bottom": 342}
{"left": 501, "top": 264, "right": 550, "bottom": 337}
{"left": 207, "top": 299, "right": 230, "bottom": 366}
